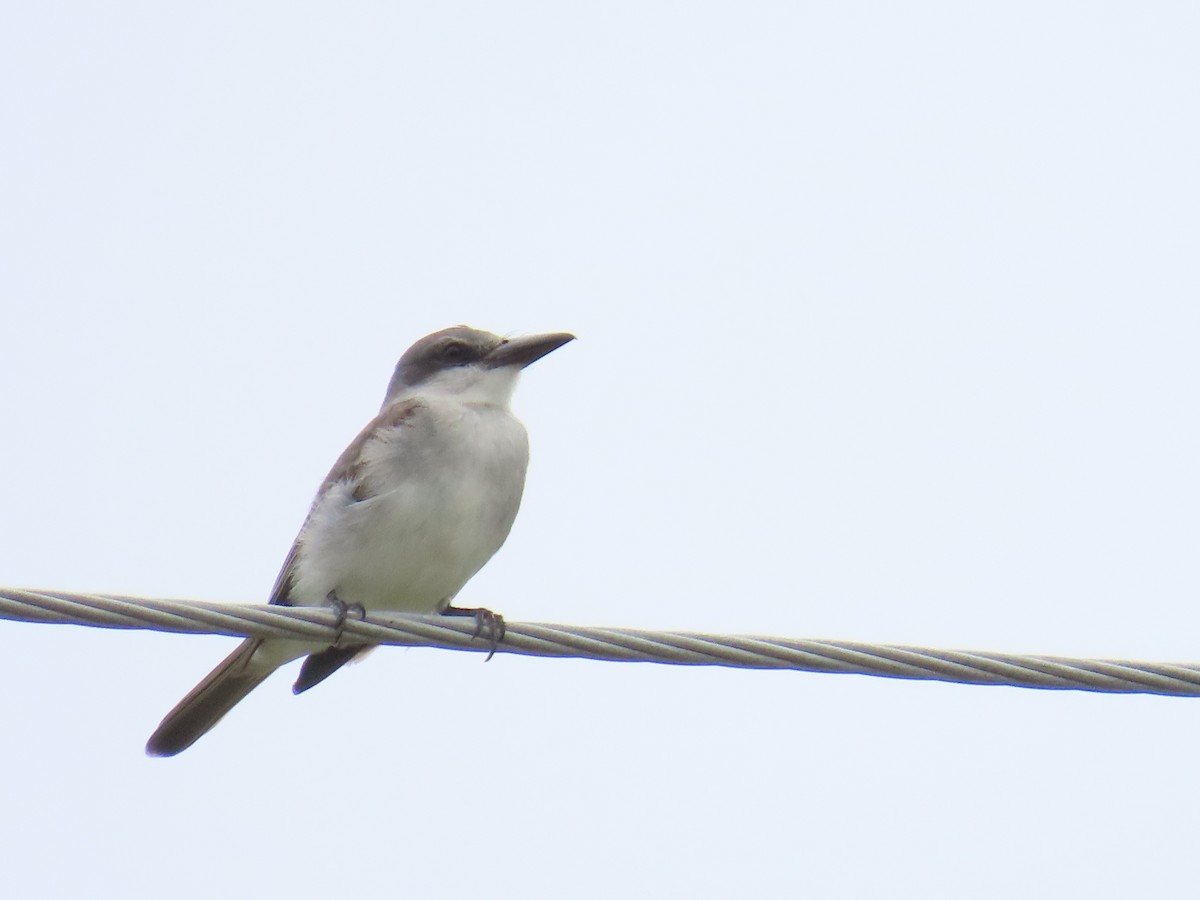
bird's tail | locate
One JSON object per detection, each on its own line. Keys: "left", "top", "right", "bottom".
{"left": 146, "top": 639, "right": 276, "bottom": 757}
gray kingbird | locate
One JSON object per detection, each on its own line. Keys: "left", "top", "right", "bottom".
{"left": 146, "top": 325, "right": 574, "bottom": 756}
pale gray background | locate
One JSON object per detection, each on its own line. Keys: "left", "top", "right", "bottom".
{"left": 2, "top": 3, "right": 1198, "bottom": 897}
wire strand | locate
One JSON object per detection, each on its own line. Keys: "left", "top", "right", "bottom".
{"left": 2, "top": 587, "right": 1196, "bottom": 697}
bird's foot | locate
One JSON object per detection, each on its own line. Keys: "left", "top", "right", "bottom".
{"left": 326, "top": 591, "right": 366, "bottom": 645}
{"left": 442, "top": 605, "right": 506, "bottom": 661}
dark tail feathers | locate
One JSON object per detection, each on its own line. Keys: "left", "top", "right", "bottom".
{"left": 146, "top": 640, "right": 273, "bottom": 757}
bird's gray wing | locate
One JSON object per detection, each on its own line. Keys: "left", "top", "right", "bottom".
{"left": 268, "top": 398, "right": 423, "bottom": 606}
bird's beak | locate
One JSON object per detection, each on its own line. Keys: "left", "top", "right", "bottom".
{"left": 485, "top": 332, "right": 576, "bottom": 369}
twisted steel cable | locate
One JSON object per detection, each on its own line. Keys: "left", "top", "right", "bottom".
{"left": 1, "top": 587, "right": 1197, "bottom": 697}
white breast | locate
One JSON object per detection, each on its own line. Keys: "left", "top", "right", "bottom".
{"left": 290, "top": 397, "right": 530, "bottom": 613}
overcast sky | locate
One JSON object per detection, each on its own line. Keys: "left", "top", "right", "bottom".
{"left": 2, "top": 3, "right": 1199, "bottom": 897}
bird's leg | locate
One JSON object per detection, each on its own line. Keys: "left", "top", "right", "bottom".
{"left": 442, "top": 605, "right": 506, "bottom": 661}
{"left": 325, "top": 591, "right": 366, "bottom": 646}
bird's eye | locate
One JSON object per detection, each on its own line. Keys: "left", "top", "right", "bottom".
{"left": 441, "top": 341, "right": 467, "bottom": 360}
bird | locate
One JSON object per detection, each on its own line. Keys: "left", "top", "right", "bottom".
{"left": 146, "top": 325, "right": 574, "bottom": 756}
